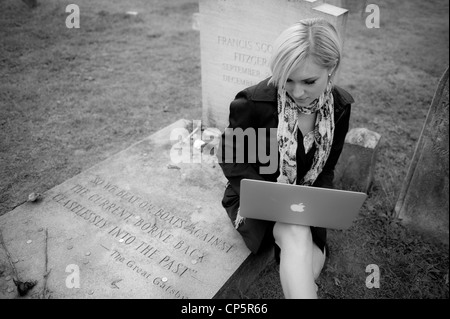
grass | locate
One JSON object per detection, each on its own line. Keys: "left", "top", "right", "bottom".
{"left": 1, "top": 0, "right": 449, "bottom": 299}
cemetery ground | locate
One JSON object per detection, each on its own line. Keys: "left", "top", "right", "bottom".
{"left": 0, "top": 0, "right": 448, "bottom": 299}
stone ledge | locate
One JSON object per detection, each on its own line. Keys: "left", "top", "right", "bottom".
{"left": 334, "top": 128, "right": 381, "bottom": 193}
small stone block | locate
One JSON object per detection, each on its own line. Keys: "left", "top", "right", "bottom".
{"left": 334, "top": 128, "right": 381, "bottom": 193}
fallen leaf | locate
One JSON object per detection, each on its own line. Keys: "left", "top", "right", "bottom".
{"left": 333, "top": 277, "right": 341, "bottom": 286}
{"left": 13, "top": 279, "right": 37, "bottom": 297}
{"left": 193, "top": 139, "right": 206, "bottom": 150}
{"left": 28, "top": 192, "right": 42, "bottom": 202}
{"left": 111, "top": 279, "right": 122, "bottom": 289}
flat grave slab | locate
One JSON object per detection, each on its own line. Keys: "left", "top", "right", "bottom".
{"left": 0, "top": 119, "right": 253, "bottom": 299}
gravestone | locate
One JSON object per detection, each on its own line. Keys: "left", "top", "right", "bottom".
{"left": 197, "top": 0, "right": 349, "bottom": 130}
{"left": 395, "top": 67, "right": 449, "bottom": 245}
{"left": 334, "top": 128, "right": 381, "bottom": 193}
{"left": 0, "top": 120, "right": 273, "bottom": 299}
{"left": 1, "top": 1, "right": 354, "bottom": 299}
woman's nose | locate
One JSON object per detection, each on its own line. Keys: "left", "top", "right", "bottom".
{"left": 292, "top": 84, "right": 305, "bottom": 98}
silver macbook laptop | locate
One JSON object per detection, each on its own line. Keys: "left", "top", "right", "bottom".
{"left": 239, "top": 179, "right": 367, "bottom": 230}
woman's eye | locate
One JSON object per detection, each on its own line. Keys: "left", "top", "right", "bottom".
{"left": 304, "top": 80, "right": 316, "bottom": 85}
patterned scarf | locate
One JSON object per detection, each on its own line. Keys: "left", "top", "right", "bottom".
{"left": 234, "top": 81, "right": 335, "bottom": 229}
{"left": 277, "top": 81, "right": 335, "bottom": 185}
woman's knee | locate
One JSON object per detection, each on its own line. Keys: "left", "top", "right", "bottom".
{"left": 312, "top": 244, "right": 326, "bottom": 280}
{"left": 273, "top": 222, "right": 312, "bottom": 250}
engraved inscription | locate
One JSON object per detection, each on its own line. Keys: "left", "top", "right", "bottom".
{"left": 216, "top": 35, "right": 273, "bottom": 85}
{"left": 49, "top": 174, "right": 236, "bottom": 298}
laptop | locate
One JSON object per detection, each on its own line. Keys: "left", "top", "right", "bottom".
{"left": 239, "top": 179, "right": 367, "bottom": 230}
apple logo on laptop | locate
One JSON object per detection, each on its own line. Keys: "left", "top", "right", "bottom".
{"left": 290, "top": 203, "right": 306, "bottom": 213}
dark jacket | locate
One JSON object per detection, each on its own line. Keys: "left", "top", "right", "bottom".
{"left": 218, "top": 77, "right": 354, "bottom": 253}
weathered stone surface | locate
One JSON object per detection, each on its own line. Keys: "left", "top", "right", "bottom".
{"left": 395, "top": 67, "right": 449, "bottom": 245}
{"left": 197, "top": 0, "right": 349, "bottom": 130}
{"left": 0, "top": 119, "right": 274, "bottom": 299}
{"left": 334, "top": 128, "right": 381, "bottom": 193}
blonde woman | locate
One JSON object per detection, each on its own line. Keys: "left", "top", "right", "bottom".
{"left": 218, "top": 18, "right": 354, "bottom": 298}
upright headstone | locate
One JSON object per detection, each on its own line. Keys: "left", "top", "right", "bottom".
{"left": 197, "top": 0, "right": 349, "bottom": 130}
{"left": 0, "top": 120, "right": 272, "bottom": 299}
{"left": 395, "top": 67, "right": 449, "bottom": 245}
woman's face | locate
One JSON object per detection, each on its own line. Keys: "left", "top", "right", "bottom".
{"left": 285, "top": 56, "right": 331, "bottom": 107}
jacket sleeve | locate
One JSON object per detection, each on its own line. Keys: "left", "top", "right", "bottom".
{"left": 313, "top": 104, "right": 351, "bottom": 189}
{"left": 218, "top": 91, "right": 267, "bottom": 195}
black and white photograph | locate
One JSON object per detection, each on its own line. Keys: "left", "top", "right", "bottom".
{"left": 0, "top": 0, "right": 448, "bottom": 305}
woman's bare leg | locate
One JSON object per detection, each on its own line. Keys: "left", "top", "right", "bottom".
{"left": 273, "top": 222, "right": 326, "bottom": 299}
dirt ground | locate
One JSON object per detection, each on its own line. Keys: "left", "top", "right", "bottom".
{"left": 0, "top": 0, "right": 449, "bottom": 299}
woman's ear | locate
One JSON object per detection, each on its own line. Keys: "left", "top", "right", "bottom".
{"left": 328, "top": 63, "right": 338, "bottom": 78}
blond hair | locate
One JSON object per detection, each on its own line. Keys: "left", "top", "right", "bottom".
{"left": 269, "top": 18, "right": 342, "bottom": 88}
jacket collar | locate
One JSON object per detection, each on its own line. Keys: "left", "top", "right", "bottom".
{"left": 248, "top": 77, "right": 355, "bottom": 113}
{"left": 249, "top": 78, "right": 277, "bottom": 102}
